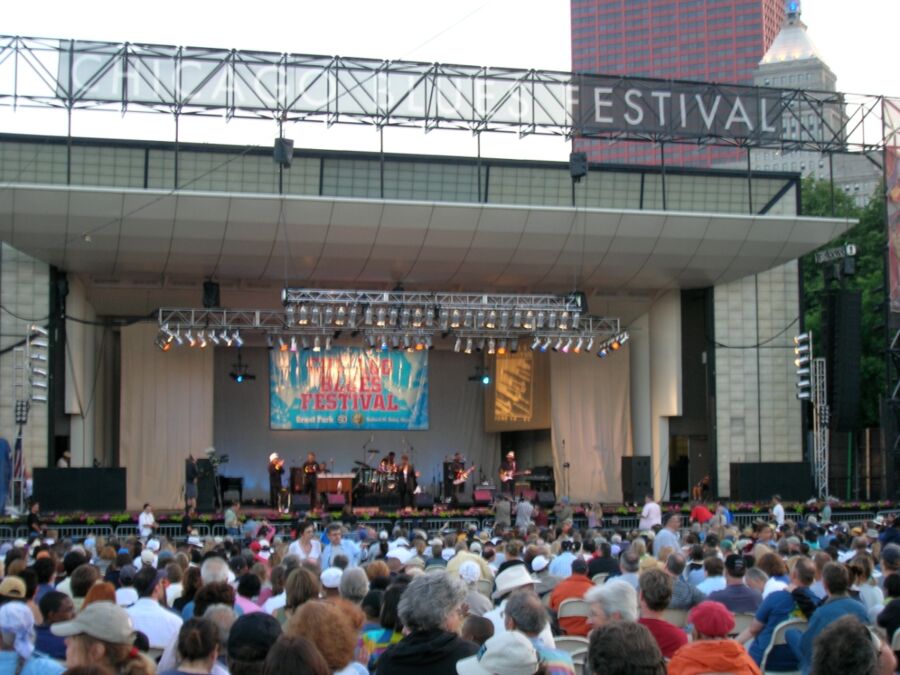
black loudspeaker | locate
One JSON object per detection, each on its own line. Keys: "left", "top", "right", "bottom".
{"left": 829, "top": 290, "right": 861, "bottom": 431}
{"left": 456, "top": 494, "right": 474, "bottom": 508}
{"left": 292, "top": 494, "right": 311, "bottom": 510}
{"left": 569, "top": 151, "right": 588, "bottom": 180}
{"left": 326, "top": 493, "right": 345, "bottom": 507}
{"left": 33, "top": 468, "right": 126, "bottom": 512}
{"left": 202, "top": 280, "right": 220, "bottom": 308}
{"left": 196, "top": 459, "right": 217, "bottom": 511}
{"left": 273, "top": 137, "right": 294, "bottom": 168}
{"left": 729, "top": 462, "right": 811, "bottom": 501}
{"left": 538, "top": 491, "right": 556, "bottom": 508}
{"left": 621, "top": 456, "right": 652, "bottom": 503}
{"left": 415, "top": 494, "right": 434, "bottom": 508}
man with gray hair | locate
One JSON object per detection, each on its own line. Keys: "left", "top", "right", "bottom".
{"left": 374, "top": 571, "right": 478, "bottom": 675}
{"left": 504, "top": 590, "right": 576, "bottom": 675}
{"left": 665, "top": 552, "right": 705, "bottom": 610}
{"left": 584, "top": 579, "right": 639, "bottom": 629}
{"left": 340, "top": 567, "right": 370, "bottom": 604}
{"left": 180, "top": 555, "right": 232, "bottom": 620}
{"left": 616, "top": 550, "right": 640, "bottom": 591}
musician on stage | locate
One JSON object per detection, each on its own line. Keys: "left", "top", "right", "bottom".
{"left": 500, "top": 450, "right": 517, "bottom": 496}
{"left": 397, "top": 454, "right": 418, "bottom": 508}
{"left": 268, "top": 452, "right": 285, "bottom": 508}
{"left": 449, "top": 452, "right": 466, "bottom": 495}
{"left": 301, "top": 452, "right": 320, "bottom": 509}
{"left": 185, "top": 453, "right": 198, "bottom": 511}
{"left": 379, "top": 451, "right": 397, "bottom": 472}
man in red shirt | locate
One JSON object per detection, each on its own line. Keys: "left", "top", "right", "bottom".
{"left": 549, "top": 558, "right": 595, "bottom": 636}
{"left": 690, "top": 501, "right": 714, "bottom": 525}
{"left": 637, "top": 567, "right": 688, "bottom": 658}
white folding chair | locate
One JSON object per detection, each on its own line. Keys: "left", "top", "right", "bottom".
{"left": 661, "top": 607, "right": 688, "bottom": 628}
{"left": 730, "top": 612, "right": 756, "bottom": 637}
{"left": 760, "top": 617, "right": 808, "bottom": 675}
{"left": 476, "top": 578, "right": 494, "bottom": 599}
{"left": 592, "top": 573, "right": 608, "bottom": 585}
{"left": 554, "top": 635, "right": 590, "bottom": 656}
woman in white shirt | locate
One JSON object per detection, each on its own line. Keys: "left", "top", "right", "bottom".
{"left": 287, "top": 521, "right": 322, "bottom": 562}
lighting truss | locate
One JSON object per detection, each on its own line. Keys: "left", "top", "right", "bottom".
{"left": 157, "top": 288, "right": 621, "bottom": 355}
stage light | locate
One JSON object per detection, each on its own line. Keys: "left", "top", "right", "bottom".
{"left": 540, "top": 337, "right": 551, "bottom": 352}
{"left": 450, "top": 309, "right": 462, "bottom": 328}
{"left": 486, "top": 310, "right": 497, "bottom": 329}
{"left": 173, "top": 330, "right": 184, "bottom": 346}
{"left": 403, "top": 334, "right": 412, "bottom": 349}
{"left": 185, "top": 329, "right": 196, "bottom": 347}
{"left": 481, "top": 373, "right": 491, "bottom": 385}
{"left": 523, "top": 310, "right": 535, "bottom": 329}
{"left": 324, "top": 306, "right": 334, "bottom": 325}
{"left": 609, "top": 338, "right": 621, "bottom": 351}
{"left": 571, "top": 312, "right": 581, "bottom": 329}
{"left": 439, "top": 308, "right": 450, "bottom": 330}
{"left": 497, "top": 340, "right": 507, "bottom": 356}
{"left": 325, "top": 335, "right": 332, "bottom": 350}
{"left": 618, "top": 331, "right": 630, "bottom": 346}
{"left": 512, "top": 310, "right": 522, "bottom": 327}
{"left": 548, "top": 312, "right": 558, "bottom": 329}
{"left": 559, "top": 311, "right": 570, "bottom": 330}
{"left": 335, "top": 306, "right": 347, "bottom": 325}
{"left": 313, "top": 336, "right": 321, "bottom": 353}
{"left": 415, "top": 339, "right": 425, "bottom": 351}
{"left": 380, "top": 336, "right": 389, "bottom": 351}
{"left": 233, "top": 331, "right": 243, "bottom": 348}
{"left": 476, "top": 310, "right": 486, "bottom": 329}
{"left": 424, "top": 336, "right": 433, "bottom": 350}
{"left": 536, "top": 311, "right": 546, "bottom": 328}
{"left": 389, "top": 307, "right": 399, "bottom": 326}
{"left": 279, "top": 336, "right": 288, "bottom": 352}
{"left": 464, "top": 310, "right": 474, "bottom": 328}
{"left": 348, "top": 305, "right": 358, "bottom": 327}
{"left": 464, "top": 338, "right": 473, "bottom": 355}
{"left": 265, "top": 334, "right": 274, "bottom": 350}
{"left": 412, "top": 307, "right": 423, "bottom": 327}
{"left": 554, "top": 337, "right": 564, "bottom": 351}
{"left": 366, "top": 334, "right": 376, "bottom": 349}
{"left": 531, "top": 336, "right": 541, "bottom": 350}
{"left": 365, "top": 306, "right": 374, "bottom": 325}
{"left": 487, "top": 338, "right": 496, "bottom": 355}
{"left": 476, "top": 338, "right": 486, "bottom": 352}
{"left": 454, "top": 337, "right": 462, "bottom": 353}
{"left": 586, "top": 336, "right": 594, "bottom": 351}
{"left": 198, "top": 330, "right": 208, "bottom": 349}
{"left": 598, "top": 347, "right": 608, "bottom": 358}
{"left": 401, "top": 307, "right": 411, "bottom": 326}
{"left": 290, "top": 336, "right": 298, "bottom": 353}
{"left": 285, "top": 306, "right": 295, "bottom": 324}
{"left": 376, "top": 307, "right": 387, "bottom": 327}
{"left": 509, "top": 338, "right": 519, "bottom": 353}
{"left": 223, "top": 331, "right": 233, "bottom": 347}
{"left": 302, "top": 336, "right": 310, "bottom": 350}
{"left": 298, "top": 306, "right": 309, "bottom": 325}
{"left": 573, "top": 337, "right": 583, "bottom": 354}
{"left": 391, "top": 335, "right": 401, "bottom": 350}
{"left": 155, "top": 334, "right": 172, "bottom": 352}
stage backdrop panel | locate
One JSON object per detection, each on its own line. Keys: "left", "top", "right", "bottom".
{"left": 484, "top": 351, "right": 551, "bottom": 432}
{"left": 215, "top": 348, "right": 499, "bottom": 501}
{"left": 120, "top": 323, "right": 214, "bottom": 510}
{"left": 550, "top": 347, "right": 632, "bottom": 503}
{"left": 270, "top": 348, "right": 428, "bottom": 430}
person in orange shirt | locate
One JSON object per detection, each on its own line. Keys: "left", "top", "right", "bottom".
{"left": 549, "top": 558, "right": 595, "bottom": 636}
{"left": 667, "top": 601, "right": 761, "bottom": 675}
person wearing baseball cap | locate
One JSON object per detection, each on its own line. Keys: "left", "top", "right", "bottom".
{"left": 456, "top": 631, "right": 541, "bottom": 675}
{"left": 667, "top": 601, "right": 760, "bottom": 675}
{"left": 706, "top": 554, "right": 762, "bottom": 614}
{"left": 0, "top": 602, "right": 64, "bottom": 675}
{"left": 51, "top": 601, "right": 155, "bottom": 674}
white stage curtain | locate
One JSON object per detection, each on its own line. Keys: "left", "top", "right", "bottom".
{"left": 120, "top": 323, "right": 214, "bottom": 510}
{"left": 550, "top": 346, "right": 633, "bottom": 503}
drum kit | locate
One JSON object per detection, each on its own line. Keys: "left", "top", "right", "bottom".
{"left": 354, "top": 448, "right": 399, "bottom": 493}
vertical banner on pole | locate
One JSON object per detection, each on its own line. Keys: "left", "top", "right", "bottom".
{"left": 885, "top": 98, "right": 900, "bottom": 310}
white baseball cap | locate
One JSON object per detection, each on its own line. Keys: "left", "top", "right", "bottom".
{"left": 456, "top": 631, "right": 540, "bottom": 675}
{"left": 320, "top": 567, "right": 343, "bottom": 589}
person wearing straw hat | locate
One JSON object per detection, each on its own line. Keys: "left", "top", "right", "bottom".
{"left": 0, "top": 601, "right": 63, "bottom": 675}
{"left": 483, "top": 564, "right": 555, "bottom": 647}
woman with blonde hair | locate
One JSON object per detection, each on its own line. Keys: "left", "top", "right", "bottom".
{"left": 273, "top": 568, "right": 320, "bottom": 627}
{"left": 52, "top": 601, "right": 155, "bottom": 675}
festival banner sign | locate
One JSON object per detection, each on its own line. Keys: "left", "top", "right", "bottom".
{"left": 270, "top": 347, "right": 428, "bottom": 430}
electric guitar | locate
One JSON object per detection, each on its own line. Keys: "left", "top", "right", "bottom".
{"left": 453, "top": 465, "right": 478, "bottom": 485}
{"left": 499, "top": 468, "right": 531, "bottom": 482}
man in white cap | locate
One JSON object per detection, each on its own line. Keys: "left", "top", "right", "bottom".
{"left": 458, "top": 561, "right": 492, "bottom": 617}
{"left": 456, "top": 630, "right": 541, "bottom": 675}
{"left": 320, "top": 567, "right": 343, "bottom": 598}
{"left": 483, "top": 564, "right": 554, "bottom": 647}
{"left": 499, "top": 451, "right": 517, "bottom": 497}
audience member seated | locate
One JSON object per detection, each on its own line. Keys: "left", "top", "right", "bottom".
{"left": 362, "top": 582, "right": 406, "bottom": 671}
{"left": 375, "top": 571, "right": 478, "bottom": 675}
{"left": 504, "top": 590, "right": 575, "bottom": 675}
{"left": 126, "top": 566, "right": 184, "bottom": 650}
{"left": 339, "top": 568, "right": 369, "bottom": 605}
{"left": 0, "top": 601, "right": 64, "bottom": 675}
{"left": 637, "top": 568, "right": 687, "bottom": 659}
{"left": 786, "top": 562, "right": 869, "bottom": 674}
{"left": 262, "top": 635, "right": 329, "bottom": 675}
{"left": 738, "top": 556, "right": 818, "bottom": 671}
{"left": 484, "top": 564, "right": 554, "bottom": 646}
{"left": 273, "top": 568, "right": 320, "bottom": 627}
{"left": 615, "top": 551, "right": 640, "bottom": 591}
{"left": 455, "top": 631, "right": 543, "bottom": 675}
{"left": 81, "top": 582, "right": 117, "bottom": 609}
{"left": 664, "top": 553, "right": 705, "bottom": 610}
{"left": 226, "top": 613, "right": 282, "bottom": 675}
{"left": 707, "top": 554, "right": 762, "bottom": 613}
{"left": 587, "top": 541, "right": 619, "bottom": 579}
{"left": 695, "top": 555, "right": 726, "bottom": 595}
{"left": 460, "top": 615, "right": 494, "bottom": 648}
{"left": 159, "top": 617, "right": 220, "bottom": 675}
{"left": 587, "top": 620, "right": 666, "bottom": 675}
{"left": 285, "top": 600, "right": 366, "bottom": 675}
{"left": 810, "top": 615, "right": 896, "bottom": 675}
{"left": 667, "top": 601, "right": 761, "bottom": 675}
{"left": 549, "top": 558, "right": 594, "bottom": 636}
{"left": 234, "top": 575, "right": 262, "bottom": 615}
{"left": 51, "top": 601, "right": 156, "bottom": 675}
{"left": 457, "top": 562, "right": 492, "bottom": 618}
{"left": 34, "top": 591, "right": 72, "bottom": 660}
{"left": 584, "top": 580, "right": 639, "bottom": 630}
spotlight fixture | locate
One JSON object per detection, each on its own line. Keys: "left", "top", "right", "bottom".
{"left": 301, "top": 336, "right": 310, "bottom": 350}
{"left": 487, "top": 338, "right": 496, "bottom": 355}
{"left": 610, "top": 337, "right": 621, "bottom": 351}
{"left": 554, "top": 337, "right": 564, "bottom": 351}
{"left": 290, "top": 336, "right": 298, "bottom": 353}
{"left": 481, "top": 373, "right": 491, "bottom": 385}
{"left": 222, "top": 330, "right": 233, "bottom": 347}
{"left": 531, "top": 336, "right": 542, "bottom": 350}
{"left": 298, "top": 306, "right": 309, "bottom": 325}
{"left": 335, "top": 306, "right": 347, "bottom": 325}
{"left": 509, "top": 338, "right": 519, "bottom": 353}
{"left": 598, "top": 347, "right": 608, "bottom": 359}
{"left": 496, "top": 340, "right": 507, "bottom": 356}
{"left": 232, "top": 331, "right": 244, "bottom": 348}
{"left": 325, "top": 335, "right": 332, "bottom": 351}
{"left": 618, "top": 331, "right": 630, "bottom": 346}
{"left": 541, "top": 337, "right": 552, "bottom": 352}
{"left": 464, "top": 338, "right": 473, "bottom": 355}
{"left": 229, "top": 352, "right": 256, "bottom": 383}
{"left": 266, "top": 334, "right": 274, "bottom": 350}
{"left": 198, "top": 330, "right": 208, "bottom": 349}
{"left": 155, "top": 334, "right": 172, "bottom": 352}
{"left": 313, "top": 336, "right": 322, "bottom": 353}
{"left": 561, "top": 338, "right": 572, "bottom": 353}
{"left": 450, "top": 309, "right": 461, "bottom": 328}
{"left": 468, "top": 366, "right": 491, "bottom": 386}
{"left": 573, "top": 337, "right": 583, "bottom": 354}
{"left": 279, "top": 336, "right": 288, "bottom": 352}
{"left": 365, "top": 306, "right": 374, "bottom": 325}
{"left": 185, "top": 329, "right": 196, "bottom": 347}
{"left": 586, "top": 336, "right": 594, "bottom": 351}
{"left": 454, "top": 337, "right": 462, "bottom": 353}
{"left": 380, "top": 336, "right": 389, "bottom": 351}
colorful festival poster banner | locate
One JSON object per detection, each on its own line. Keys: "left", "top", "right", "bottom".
{"left": 270, "top": 347, "right": 428, "bottom": 430}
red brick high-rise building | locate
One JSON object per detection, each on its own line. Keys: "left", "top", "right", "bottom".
{"left": 571, "top": 0, "right": 786, "bottom": 166}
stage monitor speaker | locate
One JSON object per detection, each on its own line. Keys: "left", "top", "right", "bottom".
{"left": 621, "top": 456, "right": 652, "bottom": 503}
{"left": 291, "top": 494, "right": 311, "bottom": 510}
{"left": 569, "top": 151, "right": 588, "bottom": 180}
{"left": 473, "top": 489, "right": 494, "bottom": 506}
{"left": 829, "top": 290, "right": 861, "bottom": 431}
{"left": 415, "top": 494, "right": 434, "bottom": 508}
{"left": 202, "top": 280, "right": 220, "bottom": 308}
{"left": 456, "top": 494, "right": 474, "bottom": 508}
{"left": 326, "top": 493, "right": 345, "bottom": 507}
{"left": 273, "top": 137, "right": 294, "bottom": 168}
{"left": 195, "top": 459, "right": 217, "bottom": 511}
{"left": 33, "top": 468, "right": 126, "bottom": 512}
{"left": 538, "top": 491, "right": 556, "bottom": 508}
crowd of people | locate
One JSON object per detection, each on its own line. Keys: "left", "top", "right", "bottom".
{"left": 0, "top": 493, "right": 898, "bottom": 674}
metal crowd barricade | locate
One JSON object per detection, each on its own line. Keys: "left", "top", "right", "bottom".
{"left": 114, "top": 525, "right": 139, "bottom": 538}
{"left": 0, "top": 526, "right": 15, "bottom": 541}
{"left": 48, "top": 524, "right": 114, "bottom": 540}
{"left": 425, "top": 518, "right": 481, "bottom": 535}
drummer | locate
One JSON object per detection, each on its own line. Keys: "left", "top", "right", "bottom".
{"left": 379, "top": 451, "right": 397, "bottom": 472}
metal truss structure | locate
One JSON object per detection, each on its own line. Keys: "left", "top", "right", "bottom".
{"left": 811, "top": 357, "right": 829, "bottom": 500}
{"left": 0, "top": 35, "right": 889, "bottom": 154}
{"left": 157, "top": 288, "right": 622, "bottom": 356}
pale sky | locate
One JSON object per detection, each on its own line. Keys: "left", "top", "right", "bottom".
{"left": 2, "top": 0, "right": 896, "bottom": 161}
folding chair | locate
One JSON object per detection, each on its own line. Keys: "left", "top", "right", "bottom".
{"left": 760, "top": 617, "right": 808, "bottom": 675}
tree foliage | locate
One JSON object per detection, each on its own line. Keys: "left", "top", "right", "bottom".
{"left": 799, "top": 177, "right": 887, "bottom": 428}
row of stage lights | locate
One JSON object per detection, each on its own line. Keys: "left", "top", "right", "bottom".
{"left": 285, "top": 303, "right": 581, "bottom": 332}
{"left": 158, "top": 324, "right": 629, "bottom": 359}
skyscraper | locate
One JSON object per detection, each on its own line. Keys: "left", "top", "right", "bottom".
{"left": 571, "top": 0, "right": 786, "bottom": 166}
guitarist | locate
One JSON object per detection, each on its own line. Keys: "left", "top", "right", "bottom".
{"left": 450, "top": 452, "right": 466, "bottom": 496}
{"left": 268, "top": 452, "right": 285, "bottom": 508}
{"left": 500, "top": 450, "right": 518, "bottom": 496}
